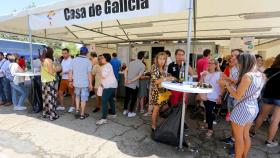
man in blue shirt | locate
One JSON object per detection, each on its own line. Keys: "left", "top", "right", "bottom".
{"left": 69, "top": 47, "right": 92, "bottom": 120}
{"left": 110, "top": 53, "right": 121, "bottom": 99}
{"left": 110, "top": 53, "right": 121, "bottom": 80}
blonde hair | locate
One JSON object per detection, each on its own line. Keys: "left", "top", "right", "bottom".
{"left": 208, "top": 58, "right": 220, "bottom": 72}
{"left": 155, "top": 52, "right": 167, "bottom": 69}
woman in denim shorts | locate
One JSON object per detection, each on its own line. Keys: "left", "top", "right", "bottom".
{"left": 252, "top": 53, "right": 280, "bottom": 147}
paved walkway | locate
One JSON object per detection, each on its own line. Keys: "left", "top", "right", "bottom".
{"left": 0, "top": 98, "right": 279, "bottom": 158}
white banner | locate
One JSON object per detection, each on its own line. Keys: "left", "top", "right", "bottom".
{"left": 30, "top": 0, "right": 189, "bottom": 30}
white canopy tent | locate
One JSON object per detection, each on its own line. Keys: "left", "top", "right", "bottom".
{"left": 0, "top": 0, "right": 194, "bottom": 150}
{"left": 0, "top": 0, "right": 280, "bottom": 150}
{"left": 0, "top": 0, "right": 280, "bottom": 44}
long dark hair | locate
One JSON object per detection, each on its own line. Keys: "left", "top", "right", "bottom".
{"left": 271, "top": 54, "right": 280, "bottom": 69}
{"left": 44, "top": 47, "right": 54, "bottom": 61}
{"left": 237, "top": 53, "right": 257, "bottom": 85}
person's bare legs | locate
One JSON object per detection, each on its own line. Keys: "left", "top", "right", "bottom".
{"left": 75, "top": 96, "right": 80, "bottom": 112}
{"left": 135, "top": 98, "right": 140, "bottom": 111}
{"left": 140, "top": 97, "right": 145, "bottom": 111}
{"left": 80, "top": 101, "right": 86, "bottom": 116}
{"left": 268, "top": 106, "right": 280, "bottom": 142}
{"left": 254, "top": 104, "right": 274, "bottom": 131}
{"left": 232, "top": 122, "right": 245, "bottom": 158}
{"left": 58, "top": 91, "right": 64, "bottom": 107}
{"left": 71, "top": 93, "right": 75, "bottom": 107}
{"left": 94, "top": 88, "right": 101, "bottom": 109}
{"left": 243, "top": 122, "right": 253, "bottom": 158}
{"left": 152, "top": 106, "right": 159, "bottom": 129}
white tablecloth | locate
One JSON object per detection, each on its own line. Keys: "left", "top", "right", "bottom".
{"left": 14, "top": 72, "right": 41, "bottom": 77}
{"left": 161, "top": 81, "right": 213, "bottom": 93}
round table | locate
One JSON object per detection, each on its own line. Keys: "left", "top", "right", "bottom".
{"left": 14, "top": 72, "right": 40, "bottom": 77}
{"left": 161, "top": 81, "right": 213, "bottom": 149}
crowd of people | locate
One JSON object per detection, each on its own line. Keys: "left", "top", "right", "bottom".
{"left": 0, "top": 46, "right": 280, "bottom": 158}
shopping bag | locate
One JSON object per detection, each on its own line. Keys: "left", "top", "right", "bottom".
{"left": 152, "top": 105, "right": 186, "bottom": 146}
{"left": 159, "top": 104, "right": 172, "bottom": 118}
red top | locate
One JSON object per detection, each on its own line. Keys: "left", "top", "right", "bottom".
{"left": 18, "top": 58, "right": 26, "bottom": 70}
{"left": 224, "top": 66, "right": 230, "bottom": 77}
{"left": 196, "top": 57, "right": 209, "bottom": 81}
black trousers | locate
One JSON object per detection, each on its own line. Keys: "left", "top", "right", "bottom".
{"left": 203, "top": 100, "right": 217, "bottom": 130}
{"left": 124, "top": 87, "right": 138, "bottom": 112}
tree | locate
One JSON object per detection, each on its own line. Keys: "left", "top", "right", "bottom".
{"left": 63, "top": 43, "right": 79, "bottom": 56}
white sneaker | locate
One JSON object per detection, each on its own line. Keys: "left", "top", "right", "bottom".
{"left": 91, "top": 95, "right": 96, "bottom": 99}
{"left": 213, "top": 121, "right": 217, "bottom": 125}
{"left": 14, "top": 106, "right": 27, "bottom": 111}
{"left": 96, "top": 119, "right": 107, "bottom": 125}
{"left": 143, "top": 112, "right": 152, "bottom": 116}
{"left": 56, "top": 106, "right": 65, "bottom": 111}
{"left": 108, "top": 114, "right": 117, "bottom": 119}
{"left": 128, "top": 112, "right": 136, "bottom": 118}
{"left": 123, "top": 110, "right": 128, "bottom": 115}
{"left": 68, "top": 107, "right": 75, "bottom": 113}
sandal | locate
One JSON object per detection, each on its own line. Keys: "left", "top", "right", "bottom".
{"left": 200, "top": 124, "right": 208, "bottom": 130}
{"left": 205, "top": 130, "right": 213, "bottom": 138}
{"left": 74, "top": 110, "right": 80, "bottom": 119}
{"left": 80, "top": 113, "right": 89, "bottom": 120}
{"left": 249, "top": 125, "right": 256, "bottom": 137}
{"left": 49, "top": 115, "right": 59, "bottom": 121}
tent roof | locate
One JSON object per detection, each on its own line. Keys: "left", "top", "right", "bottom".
{"left": 0, "top": 0, "right": 280, "bottom": 44}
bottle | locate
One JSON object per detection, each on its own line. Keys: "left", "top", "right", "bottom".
{"left": 179, "top": 61, "right": 185, "bottom": 83}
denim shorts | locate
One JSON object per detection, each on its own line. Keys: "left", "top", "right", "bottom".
{"left": 75, "top": 87, "right": 89, "bottom": 102}
{"left": 262, "top": 98, "right": 280, "bottom": 106}
{"left": 227, "top": 96, "right": 236, "bottom": 109}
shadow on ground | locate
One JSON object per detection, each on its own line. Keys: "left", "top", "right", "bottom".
{"left": 0, "top": 97, "right": 279, "bottom": 158}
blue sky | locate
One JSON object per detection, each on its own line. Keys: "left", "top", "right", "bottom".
{"left": 0, "top": 0, "right": 57, "bottom": 15}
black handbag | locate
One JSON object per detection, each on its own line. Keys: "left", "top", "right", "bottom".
{"left": 159, "top": 104, "right": 173, "bottom": 118}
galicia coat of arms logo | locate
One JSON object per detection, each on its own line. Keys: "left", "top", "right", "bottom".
{"left": 47, "top": 10, "right": 56, "bottom": 26}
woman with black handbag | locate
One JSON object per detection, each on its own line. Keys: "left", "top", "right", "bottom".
{"left": 250, "top": 53, "right": 280, "bottom": 147}
{"left": 150, "top": 52, "right": 175, "bottom": 132}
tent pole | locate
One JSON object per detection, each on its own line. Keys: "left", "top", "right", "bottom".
{"left": 28, "top": 15, "right": 33, "bottom": 71}
{"left": 179, "top": 0, "right": 193, "bottom": 150}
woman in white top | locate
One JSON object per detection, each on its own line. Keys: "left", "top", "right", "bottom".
{"left": 200, "top": 59, "right": 224, "bottom": 138}
{"left": 96, "top": 53, "right": 118, "bottom": 125}
{"left": 8, "top": 55, "right": 28, "bottom": 111}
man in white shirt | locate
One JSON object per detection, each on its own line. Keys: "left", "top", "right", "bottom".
{"left": 57, "top": 48, "right": 75, "bottom": 112}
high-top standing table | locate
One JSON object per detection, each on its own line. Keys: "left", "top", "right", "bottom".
{"left": 14, "top": 72, "right": 42, "bottom": 112}
{"left": 161, "top": 81, "right": 213, "bottom": 150}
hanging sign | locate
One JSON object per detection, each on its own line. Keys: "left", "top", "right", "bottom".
{"left": 243, "top": 37, "right": 255, "bottom": 51}
{"left": 30, "top": 0, "right": 189, "bottom": 30}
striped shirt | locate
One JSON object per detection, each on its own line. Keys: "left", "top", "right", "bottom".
{"left": 230, "top": 72, "right": 265, "bottom": 125}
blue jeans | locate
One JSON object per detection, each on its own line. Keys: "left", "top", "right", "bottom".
{"left": 102, "top": 88, "right": 116, "bottom": 119}
{"left": 0, "top": 77, "right": 12, "bottom": 102}
{"left": 11, "top": 82, "right": 28, "bottom": 107}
